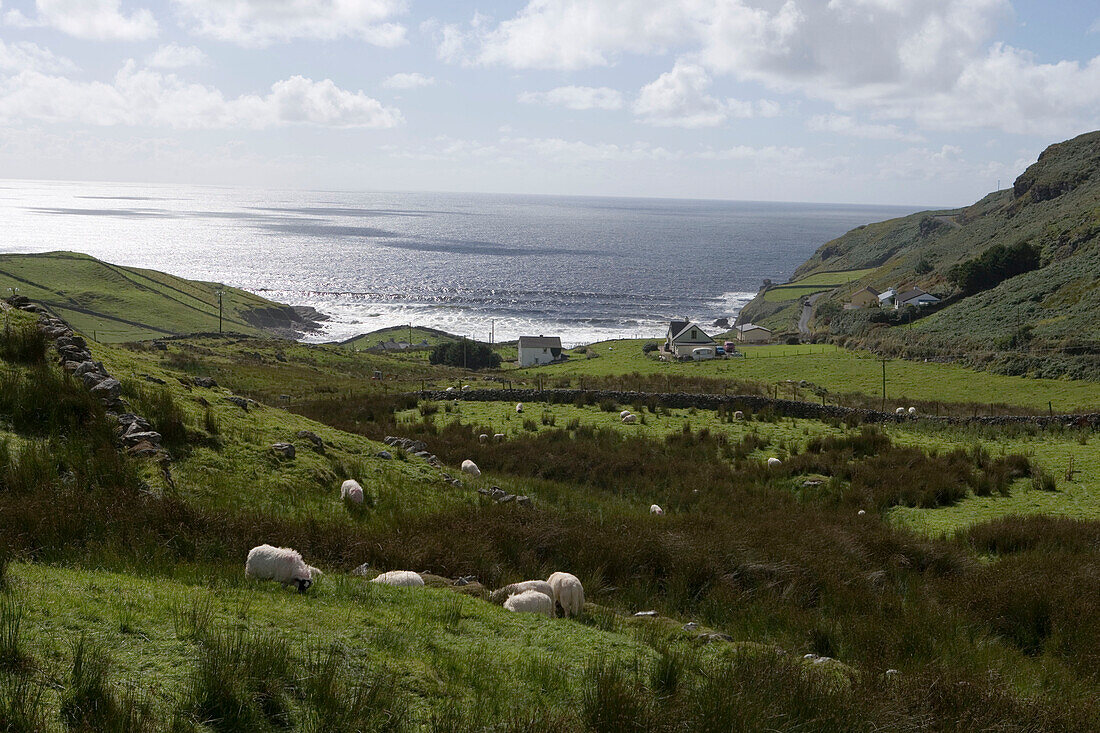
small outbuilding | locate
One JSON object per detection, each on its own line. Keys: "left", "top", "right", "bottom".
{"left": 848, "top": 286, "right": 880, "bottom": 309}
{"left": 736, "top": 323, "right": 772, "bottom": 344}
{"left": 518, "top": 335, "right": 563, "bottom": 367}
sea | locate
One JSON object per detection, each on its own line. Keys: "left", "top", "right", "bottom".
{"left": 0, "top": 180, "right": 920, "bottom": 346}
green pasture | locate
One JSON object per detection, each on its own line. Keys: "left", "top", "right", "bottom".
{"left": 762, "top": 268, "right": 877, "bottom": 302}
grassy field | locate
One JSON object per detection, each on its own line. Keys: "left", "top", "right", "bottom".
{"left": 519, "top": 340, "right": 1100, "bottom": 413}
{"left": 338, "top": 325, "right": 462, "bottom": 350}
{"left": 762, "top": 268, "right": 877, "bottom": 302}
{"left": 0, "top": 251, "right": 312, "bottom": 342}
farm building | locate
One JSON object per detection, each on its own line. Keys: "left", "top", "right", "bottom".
{"left": 518, "top": 335, "right": 563, "bottom": 367}
{"left": 663, "top": 320, "right": 716, "bottom": 358}
{"left": 848, "top": 286, "right": 880, "bottom": 308}
{"left": 736, "top": 323, "right": 772, "bottom": 343}
{"left": 895, "top": 288, "right": 941, "bottom": 309}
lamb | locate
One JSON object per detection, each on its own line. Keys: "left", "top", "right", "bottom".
{"left": 908, "top": 406, "right": 917, "bottom": 415}
{"left": 895, "top": 407, "right": 906, "bottom": 415}
{"left": 503, "top": 589, "right": 553, "bottom": 617}
{"left": 340, "top": 479, "right": 364, "bottom": 504}
{"left": 461, "top": 459, "right": 481, "bottom": 477}
{"left": 516, "top": 403, "right": 523, "bottom": 413}
{"left": 619, "top": 410, "right": 632, "bottom": 419}
{"left": 733, "top": 410, "right": 744, "bottom": 420}
{"left": 547, "top": 572, "right": 585, "bottom": 618}
{"left": 445, "top": 386, "right": 455, "bottom": 392}
{"left": 462, "top": 384, "right": 471, "bottom": 392}
{"left": 650, "top": 504, "right": 664, "bottom": 515}
{"left": 488, "top": 580, "right": 554, "bottom": 605}
{"left": 622, "top": 413, "right": 637, "bottom": 424}
{"left": 767, "top": 457, "right": 782, "bottom": 468}
{"left": 370, "top": 570, "right": 425, "bottom": 587}
{"left": 493, "top": 433, "right": 505, "bottom": 443}
{"left": 245, "top": 544, "right": 318, "bottom": 593}
{"left": 478, "top": 433, "right": 489, "bottom": 444}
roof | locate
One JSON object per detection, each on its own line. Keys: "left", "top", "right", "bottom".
{"left": 668, "top": 320, "right": 714, "bottom": 343}
{"left": 737, "top": 323, "right": 772, "bottom": 333}
{"left": 854, "top": 286, "right": 880, "bottom": 296}
{"left": 518, "top": 335, "right": 562, "bottom": 349}
{"left": 896, "top": 288, "right": 939, "bottom": 303}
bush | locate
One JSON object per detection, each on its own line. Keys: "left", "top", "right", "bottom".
{"left": 642, "top": 342, "right": 658, "bottom": 354}
{"left": 0, "top": 321, "right": 46, "bottom": 365}
{"left": 947, "top": 240, "right": 1041, "bottom": 295}
{"left": 428, "top": 340, "right": 501, "bottom": 370}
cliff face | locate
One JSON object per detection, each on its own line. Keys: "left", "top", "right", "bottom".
{"left": 738, "top": 130, "right": 1100, "bottom": 378}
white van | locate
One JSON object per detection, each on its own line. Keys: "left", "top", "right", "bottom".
{"left": 691, "top": 347, "right": 715, "bottom": 361}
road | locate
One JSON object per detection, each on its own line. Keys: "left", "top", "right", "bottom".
{"left": 799, "top": 292, "right": 822, "bottom": 336}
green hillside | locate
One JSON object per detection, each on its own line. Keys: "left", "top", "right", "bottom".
{"left": 0, "top": 251, "right": 323, "bottom": 343}
{"left": 739, "top": 129, "right": 1100, "bottom": 378}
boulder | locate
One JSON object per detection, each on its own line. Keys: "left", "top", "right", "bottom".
{"left": 193, "top": 376, "right": 217, "bottom": 388}
{"left": 376, "top": 451, "right": 392, "bottom": 460}
{"left": 123, "top": 431, "right": 162, "bottom": 445}
{"left": 89, "top": 377, "right": 122, "bottom": 401}
{"left": 296, "top": 430, "right": 324, "bottom": 453}
{"left": 224, "top": 396, "right": 249, "bottom": 410}
{"left": 127, "top": 441, "right": 161, "bottom": 457}
{"left": 271, "top": 442, "right": 295, "bottom": 459}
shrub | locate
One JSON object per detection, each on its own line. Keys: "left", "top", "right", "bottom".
{"left": 642, "top": 342, "right": 658, "bottom": 354}
{"left": 0, "top": 321, "right": 46, "bottom": 364}
{"left": 947, "top": 239, "right": 1041, "bottom": 295}
{"left": 429, "top": 340, "right": 501, "bottom": 370}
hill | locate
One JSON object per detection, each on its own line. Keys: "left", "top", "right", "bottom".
{"left": 0, "top": 251, "right": 325, "bottom": 342}
{"left": 738, "top": 130, "right": 1100, "bottom": 378}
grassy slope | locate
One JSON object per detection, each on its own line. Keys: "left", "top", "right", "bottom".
{"left": 761, "top": 268, "right": 877, "bottom": 302}
{"left": 339, "top": 325, "right": 461, "bottom": 350}
{"left": 516, "top": 339, "right": 1100, "bottom": 412}
{"left": 0, "top": 251, "right": 311, "bottom": 342}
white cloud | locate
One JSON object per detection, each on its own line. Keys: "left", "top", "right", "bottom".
{"left": 633, "top": 61, "right": 780, "bottom": 127}
{"left": 807, "top": 113, "right": 923, "bottom": 142}
{"left": 382, "top": 72, "right": 434, "bottom": 89}
{"left": 518, "top": 86, "right": 624, "bottom": 110}
{"left": 0, "top": 61, "right": 403, "bottom": 129}
{"left": 439, "top": 0, "right": 1100, "bottom": 138}
{"left": 0, "top": 39, "right": 76, "bottom": 73}
{"left": 4, "top": 0, "right": 158, "bottom": 41}
{"left": 145, "top": 43, "right": 207, "bottom": 69}
{"left": 171, "top": 0, "right": 407, "bottom": 47}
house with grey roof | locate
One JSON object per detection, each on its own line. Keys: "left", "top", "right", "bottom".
{"left": 518, "top": 335, "right": 563, "bottom": 367}
{"left": 663, "top": 320, "right": 716, "bottom": 358}
{"left": 895, "top": 287, "right": 941, "bottom": 309}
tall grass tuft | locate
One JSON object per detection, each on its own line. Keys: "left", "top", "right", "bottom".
{"left": 60, "top": 636, "right": 154, "bottom": 732}
{"left": 0, "top": 321, "right": 46, "bottom": 364}
{"left": 0, "top": 597, "right": 27, "bottom": 673}
{"left": 121, "top": 380, "right": 188, "bottom": 449}
{"left": 301, "top": 645, "right": 408, "bottom": 733}
{"left": 0, "top": 673, "right": 48, "bottom": 732}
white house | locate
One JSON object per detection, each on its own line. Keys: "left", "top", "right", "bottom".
{"left": 878, "top": 288, "right": 897, "bottom": 307}
{"left": 736, "top": 323, "right": 772, "bottom": 343}
{"left": 518, "top": 335, "right": 563, "bottom": 367}
{"left": 663, "top": 320, "right": 716, "bottom": 358}
{"left": 895, "top": 288, "right": 941, "bottom": 309}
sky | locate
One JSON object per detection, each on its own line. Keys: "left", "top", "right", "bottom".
{"left": 0, "top": 0, "right": 1097, "bottom": 206}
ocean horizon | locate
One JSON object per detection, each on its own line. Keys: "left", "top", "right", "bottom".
{"left": 0, "top": 179, "right": 921, "bottom": 346}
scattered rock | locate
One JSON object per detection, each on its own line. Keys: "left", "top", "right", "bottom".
{"left": 89, "top": 377, "right": 122, "bottom": 401}
{"left": 193, "top": 376, "right": 217, "bottom": 388}
{"left": 516, "top": 495, "right": 533, "bottom": 507}
{"left": 152, "top": 341, "right": 167, "bottom": 351}
{"left": 683, "top": 622, "right": 700, "bottom": 632}
{"left": 143, "top": 374, "right": 167, "bottom": 385}
{"left": 296, "top": 430, "right": 325, "bottom": 453}
{"left": 698, "top": 632, "right": 734, "bottom": 643}
{"left": 225, "top": 396, "right": 249, "bottom": 411}
{"left": 127, "top": 441, "right": 161, "bottom": 457}
{"left": 351, "top": 563, "right": 372, "bottom": 577}
{"left": 375, "top": 451, "right": 392, "bottom": 460}
{"left": 271, "top": 442, "right": 296, "bottom": 459}
{"left": 123, "top": 431, "right": 162, "bottom": 445}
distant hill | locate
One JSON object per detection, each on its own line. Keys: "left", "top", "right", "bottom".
{"left": 738, "top": 130, "right": 1100, "bottom": 379}
{"left": 0, "top": 251, "right": 325, "bottom": 342}
{"left": 337, "top": 325, "right": 464, "bottom": 350}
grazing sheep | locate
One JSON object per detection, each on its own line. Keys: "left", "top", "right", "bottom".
{"left": 445, "top": 386, "right": 455, "bottom": 392}
{"left": 733, "top": 410, "right": 744, "bottom": 420}
{"left": 650, "top": 504, "right": 664, "bottom": 515}
{"left": 622, "top": 413, "right": 637, "bottom": 424}
{"left": 503, "top": 589, "right": 553, "bottom": 617}
{"left": 857, "top": 509, "right": 867, "bottom": 516}
{"left": 371, "top": 570, "right": 425, "bottom": 587}
{"left": 516, "top": 403, "right": 523, "bottom": 413}
{"left": 340, "top": 479, "right": 364, "bottom": 504}
{"left": 767, "top": 457, "right": 782, "bottom": 468}
{"left": 493, "top": 433, "right": 505, "bottom": 443}
{"left": 478, "top": 433, "right": 489, "bottom": 444}
{"left": 547, "top": 572, "right": 585, "bottom": 618}
{"left": 461, "top": 459, "right": 481, "bottom": 477}
{"left": 489, "top": 580, "right": 554, "bottom": 605}
{"left": 619, "top": 410, "right": 631, "bottom": 419}
{"left": 895, "top": 407, "right": 906, "bottom": 415}
{"left": 462, "top": 384, "right": 471, "bottom": 392}
{"left": 245, "top": 544, "right": 317, "bottom": 593}
{"left": 908, "top": 406, "right": 917, "bottom": 415}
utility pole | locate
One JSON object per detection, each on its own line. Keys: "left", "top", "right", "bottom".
{"left": 216, "top": 289, "right": 224, "bottom": 334}
{"left": 490, "top": 319, "right": 495, "bottom": 345}
{"left": 463, "top": 337, "right": 467, "bottom": 369}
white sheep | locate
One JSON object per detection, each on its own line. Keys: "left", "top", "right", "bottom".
{"left": 619, "top": 410, "right": 631, "bottom": 419}
{"left": 445, "top": 386, "right": 455, "bottom": 392}
{"left": 733, "top": 410, "right": 744, "bottom": 420}
{"left": 340, "top": 479, "right": 364, "bottom": 504}
{"left": 767, "top": 457, "right": 782, "bottom": 468}
{"left": 245, "top": 544, "right": 318, "bottom": 593}
{"left": 503, "top": 589, "right": 553, "bottom": 617}
{"left": 895, "top": 407, "right": 906, "bottom": 415}
{"left": 857, "top": 509, "right": 867, "bottom": 516}
{"left": 650, "top": 504, "right": 664, "bottom": 515}
{"left": 493, "top": 433, "right": 505, "bottom": 443}
{"left": 547, "top": 571, "right": 585, "bottom": 618}
{"left": 489, "top": 580, "right": 554, "bottom": 605}
{"left": 462, "top": 384, "right": 471, "bottom": 392}
{"left": 516, "top": 403, "right": 523, "bottom": 413}
{"left": 370, "top": 570, "right": 425, "bottom": 587}
{"left": 908, "top": 406, "right": 917, "bottom": 415}
{"left": 461, "top": 459, "right": 481, "bottom": 477}
{"left": 622, "top": 413, "right": 637, "bottom": 424}
{"left": 478, "top": 433, "right": 489, "bottom": 444}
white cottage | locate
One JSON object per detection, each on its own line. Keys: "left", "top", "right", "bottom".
{"left": 736, "top": 323, "right": 772, "bottom": 343}
{"left": 663, "top": 320, "right": 716, "bottom": 358}
{"left": 518, "top": 335, "right": 563, "bottom": 367}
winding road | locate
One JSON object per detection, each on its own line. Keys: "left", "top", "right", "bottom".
{"left": 799, "top": 292, "right": 822, "bottom": 336}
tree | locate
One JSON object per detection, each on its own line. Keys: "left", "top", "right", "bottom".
{"left": 429, "top": 340, "right": 501, "bottom": 370}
